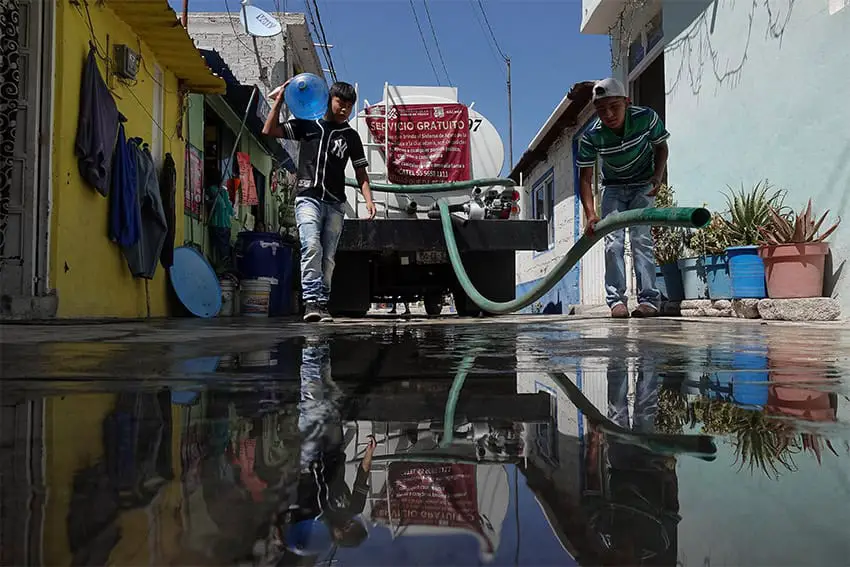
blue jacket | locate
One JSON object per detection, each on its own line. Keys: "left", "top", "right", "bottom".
{"left": 108, "top": 122, "right": 141, "bottom": 247}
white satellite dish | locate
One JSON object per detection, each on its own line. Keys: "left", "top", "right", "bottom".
{"left": 240, "top": 2, "right": 283, "bottom": 37}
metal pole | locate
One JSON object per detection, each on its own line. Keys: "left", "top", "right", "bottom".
{"left": 181, "top": 0, "right": 189, "bottom": 27}
{"left": 220, "top": 86, "right": 259, "bottom": 186}
{"left": 506, "top": 56, "right": 513, "bottom": 170}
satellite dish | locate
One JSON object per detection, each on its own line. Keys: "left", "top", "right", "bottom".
{"left": 240, "top": 2, "right": 283, "bottom": 37}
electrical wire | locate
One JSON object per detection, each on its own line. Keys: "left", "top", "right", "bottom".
{"left": 307, "top": 0, "right": 337, "bottom": 83}
{"left": 223, "top": 0, "right": 277, "bottom": 69}
{"left": 422, "top": 0, "right": 452, "bottom": 85}
{"left": 467, "top": 0, "right": 505, "bottom": 75}
{"left": 409, "top": 0, "right": 442, "bottom": 85}
{"left": 475, "top": 0, "right": 508, "bottom": 61}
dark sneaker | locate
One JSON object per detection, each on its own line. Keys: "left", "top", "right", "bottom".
{"left": 318, "top": 304, "right": 333, "bottom": 323}
{"left": 632, "top": 303, "right": 659, "bottom": 318}
{"left": 303, "top": 302, "right": 321, "bottom": 323}
{"left": 611, "top": 304, "right": 629, "bottom": 318}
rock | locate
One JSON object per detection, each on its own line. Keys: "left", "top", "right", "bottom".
{"left": 704, "top": 307, "right": 733, "bottom": 317}
{"left": 681, "top": 309, "right": 703, "bottom": 317}
{"left": 680, "top": 299, "right": 712, "bottom": 310}
{"left": 713, "top": 300, "right": 732, "bottom": 310}
{"left": 732, "top": 299, "right": 761, "bottom": 319}
{"left": 757, "top": 298, "right": 840, "bottom": 321}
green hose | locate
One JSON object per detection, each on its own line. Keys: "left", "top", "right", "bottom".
{"left": 345, "top": 177, "right": 711, "bottom": 314}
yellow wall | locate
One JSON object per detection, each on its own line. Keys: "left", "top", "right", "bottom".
{"left": 51, "top": 1, "right": 187, "bottom": 318}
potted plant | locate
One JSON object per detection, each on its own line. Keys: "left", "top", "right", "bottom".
{"left": 688, "top": 212, "right": 733, "bottom": 299}
{"left": 651, "top": 184, "right": 685, "bottom": 301}
{"left": 757, "top": 200, "right": 840, "bottom": 299}
{"left": 677, "top": 229, "right": 710, "bottom": 300}
{"left": 718, "top": 180, "right": 787, "bottom": 299}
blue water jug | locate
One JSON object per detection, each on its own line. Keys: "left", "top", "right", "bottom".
{"left": 285, "top": 73, "right": 329, "bottom": 120}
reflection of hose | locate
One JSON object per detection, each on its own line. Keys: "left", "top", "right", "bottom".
{"left": 346, "top": 177, "right": 710, "bottom": 314}
{"left": 440, "top": 350, "right": 482, "bottom": 448}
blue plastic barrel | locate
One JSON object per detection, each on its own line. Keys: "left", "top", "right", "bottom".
{"left": 285, "top": 73, "right": 329, "bottom": 120}
{"left": 678, "top": 256, "right": 708, "bottom": 299}
{"left": 727, "top": 245, "right": 766, "bottom": 298}
{"left": 235, "top": 232, "right": 296, "bottom": 316}
{"left": 705, "top": 254, "right": 732, "bottom": 299}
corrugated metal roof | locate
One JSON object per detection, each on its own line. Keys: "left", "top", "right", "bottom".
{"left": 107, "top": 0, "right": 226, "bottom": 94}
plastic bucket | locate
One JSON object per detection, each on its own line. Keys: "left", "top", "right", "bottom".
{"left": 219, "top": 278, "right": 236, "bottom": 317}
{"left": 657, "top": 263, "right": 685, "bottom": 301}
{"left": 727, "top": 246, "right": 766, "bottom": 299}
{"left": 710, "top": 346, "right": 769, "bottom": 408}
{"left": 759, "top": 243, "right": 829, "bottom": 298}
{"left": 235, "top": 232, "right": 297, "bottom": 317}
{"left": 678, "top": 257, "right": 708, "bottom": 299}
{"left": 705, "top": 254, "right": 732, "bottom": 299}
{"left": 240, "top": 278, "right": 272, "bottom": 317}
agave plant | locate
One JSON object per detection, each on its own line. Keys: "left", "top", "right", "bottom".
{"left": 758, "top": 199, "right": 841, "bottom": 245}
{"left": 652, "top": 184, "right": 686, "bottom": 265}
{"left": 720, "top": 180, "right": 788, "bottom": 246}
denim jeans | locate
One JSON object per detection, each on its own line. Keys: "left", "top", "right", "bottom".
{"left": 298, "top": 340, "right": 343, "bottom": 472}
{"left": 295, "top": 197, "right": 344, "bottom": 305}
{"left": 601, "top": 184, "right": 660, "bottom": 309}
{"left": 607, "top": 356, "right": 659, "bottom": 470}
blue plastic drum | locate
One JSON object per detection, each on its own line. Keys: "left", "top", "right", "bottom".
{"left": 168, "top": 246, "right": 222, "bottom": 318}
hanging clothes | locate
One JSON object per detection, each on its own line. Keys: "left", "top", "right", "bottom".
{"left": 121, "top": 138, "right": 168, "bottom": 279}
{"left": 108, "top": 119, "right": 141, "bottom": 247}
{"left": 159, "top": 152, "right": 177, "bottom": 268}
{"left": 74, "top": 45, "right": 119, "bottom": 196}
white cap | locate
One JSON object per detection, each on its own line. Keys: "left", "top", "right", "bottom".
{"left": 592, "top": 78, "right": 627, "bottom": 102}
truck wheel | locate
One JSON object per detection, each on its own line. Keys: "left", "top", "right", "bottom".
{"left": 424, "top": 294, "right": 443, "bottom": 316}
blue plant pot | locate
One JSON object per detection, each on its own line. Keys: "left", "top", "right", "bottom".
{"left": 677, "top": 257, "right": 709, "bottom": 300}
{"left": 726, "top": 246, "right": 766, "bottom": 299}
{"left": 656, "top": 263, "right": 684, "bottom": 301}
{"left": 705, "top": 254, "right": 732, "bottom": 300}
{"left": 710, "top": 346, "right": 769, "bottom": 408}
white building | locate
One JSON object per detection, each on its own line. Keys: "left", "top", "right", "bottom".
{"left": 580, "top": 0, "right": 850, "bottom": 313}
{"left": 510, "top": 83, "right": 613, "bottom": 313}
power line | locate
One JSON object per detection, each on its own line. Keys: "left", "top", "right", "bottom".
{"left": 422, "top": 0, "right": 452, "bottom": 86}
{"left": 475, "top": 0, "right": 508, "bottom": 61}
{"left": 307, "top": 0, "right": 337, "bottom": 83}
{"left": 467, "top": 0, "right": 504, "bottom": 75}
{"left": 409, "top": 0, "right": 442, "bottom": 85}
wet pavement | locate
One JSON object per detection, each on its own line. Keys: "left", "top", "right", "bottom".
{"left": 2, "top": 317, "right": 849, "bottom": 566}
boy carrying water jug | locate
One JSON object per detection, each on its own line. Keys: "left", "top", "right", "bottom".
{"left": 263, "top": 80, "right": 377, "bottom": 323}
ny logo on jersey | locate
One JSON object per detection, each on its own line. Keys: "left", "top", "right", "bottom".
{"left": 330, "top": 138, "right": 347, "bottom": 159}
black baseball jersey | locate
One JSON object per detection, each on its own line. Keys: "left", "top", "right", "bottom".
{"left": 281, "top": 118, "right": 368, "bottom": 203}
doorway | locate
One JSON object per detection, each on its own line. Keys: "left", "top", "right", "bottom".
{"left": 0, "top": 0, "right": 54, "bottom": 316}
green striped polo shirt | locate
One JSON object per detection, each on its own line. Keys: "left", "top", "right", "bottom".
{"left": 576, "top": 106, "right": 670, "bottom": 185}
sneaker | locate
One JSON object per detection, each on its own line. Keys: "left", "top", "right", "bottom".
{"left": 303, "top": 302, "right": 321, "bottom": 323}
{"left": 632, "top": 303, "right": 659, "bottom": 318}
{"left": 611, "top": 304, "right": 629, "bottom": 318}
{"left": 318, "top": 304, "right": 333, "bottom": 323}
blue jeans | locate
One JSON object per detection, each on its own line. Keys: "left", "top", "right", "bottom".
{"left": 295, "top": 197, "right": 344, "bottom": 305}
{"left": 601, "top": 184, "right": 660, "bottom": 309}
{"left": 298, "top": 340, "right": 343, "bottom": 472}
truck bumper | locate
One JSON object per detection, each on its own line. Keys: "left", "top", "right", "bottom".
{"left": 337, "top": 218, "right": 550, "bottom": 252}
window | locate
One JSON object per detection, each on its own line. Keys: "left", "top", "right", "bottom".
{"left": 531, "top": 171, "right": 555, "bottom": 246}
{"left": 628, "top": 10, "right": 663, "bottom": 74}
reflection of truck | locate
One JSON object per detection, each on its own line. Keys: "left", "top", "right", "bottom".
{"left": 329, "top": 84, "right": 548, "bottom": 317}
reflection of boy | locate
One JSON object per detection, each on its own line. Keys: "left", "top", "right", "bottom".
{"left": 286, "top": 339, "right": 377, "bottom": 554}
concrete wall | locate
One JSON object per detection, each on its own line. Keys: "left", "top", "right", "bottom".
{"left": 515, "top": 107, "right": 604, "bottom": 312}
{"left": 612, "top": 0, "right": 850, "bottom": 310}
{"left": 50, "top": 2, "right": 187, "bottom": 318}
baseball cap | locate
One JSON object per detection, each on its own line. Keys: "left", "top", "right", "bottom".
{"left": 592, "top": 78, "right": 627, "bottom": 102}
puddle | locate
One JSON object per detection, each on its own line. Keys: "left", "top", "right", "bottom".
{"left": 2, "top": 320, "right": 849, "bottom": 565}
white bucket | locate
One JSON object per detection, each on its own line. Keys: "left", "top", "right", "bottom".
{"left": 240, "top": 278, "right": 272, "bottom": 317}
{"left": 219, "top": 278, "right": 236, "bottom": 317}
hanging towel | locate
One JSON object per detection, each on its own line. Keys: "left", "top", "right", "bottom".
{"left": 159, "top": 153, "right": 177, "bottom": 268}
{"left": 108, "top": 120, "right": 141, "bottom": 247}
{"left": 74, "top": 46, "right": 119, "bottom": 196}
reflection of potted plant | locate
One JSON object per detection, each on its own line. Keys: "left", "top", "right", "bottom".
{"left": 688, "top": 212, "right": 733, "bottom": 300}
{"left": 757, "top": 200, "right": 841, "bottom": 298}
{"left": 651, "top": 184, "right": 686, "bottom": 301}
{"left": 719, "top": 181, "right": 787, "bottom": 299}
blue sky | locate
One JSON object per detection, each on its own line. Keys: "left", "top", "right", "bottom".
{"left": 171, "top": 0, "right": 610, "bottom": 175}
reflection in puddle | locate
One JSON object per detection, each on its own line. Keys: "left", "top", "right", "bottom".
{"left": 2, "top": 322, "right": 849, "bottom": 565}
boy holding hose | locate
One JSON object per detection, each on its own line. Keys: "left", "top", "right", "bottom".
{"left": 576, "top": 78, "right": 670, "bottom": 318}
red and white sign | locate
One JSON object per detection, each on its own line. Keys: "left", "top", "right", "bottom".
{"left": 371, "top": 462, "right": 492, "bottom": 552}
{"left": 236, "top": 152, "right": 259, "bottom": 206}
{"left": 365, "top": 103, "right": 471, "bottom": 185}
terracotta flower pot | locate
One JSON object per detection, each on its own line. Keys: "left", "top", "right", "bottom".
{"left": 758, "top": 242, "right": 829, "bottom": 299}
